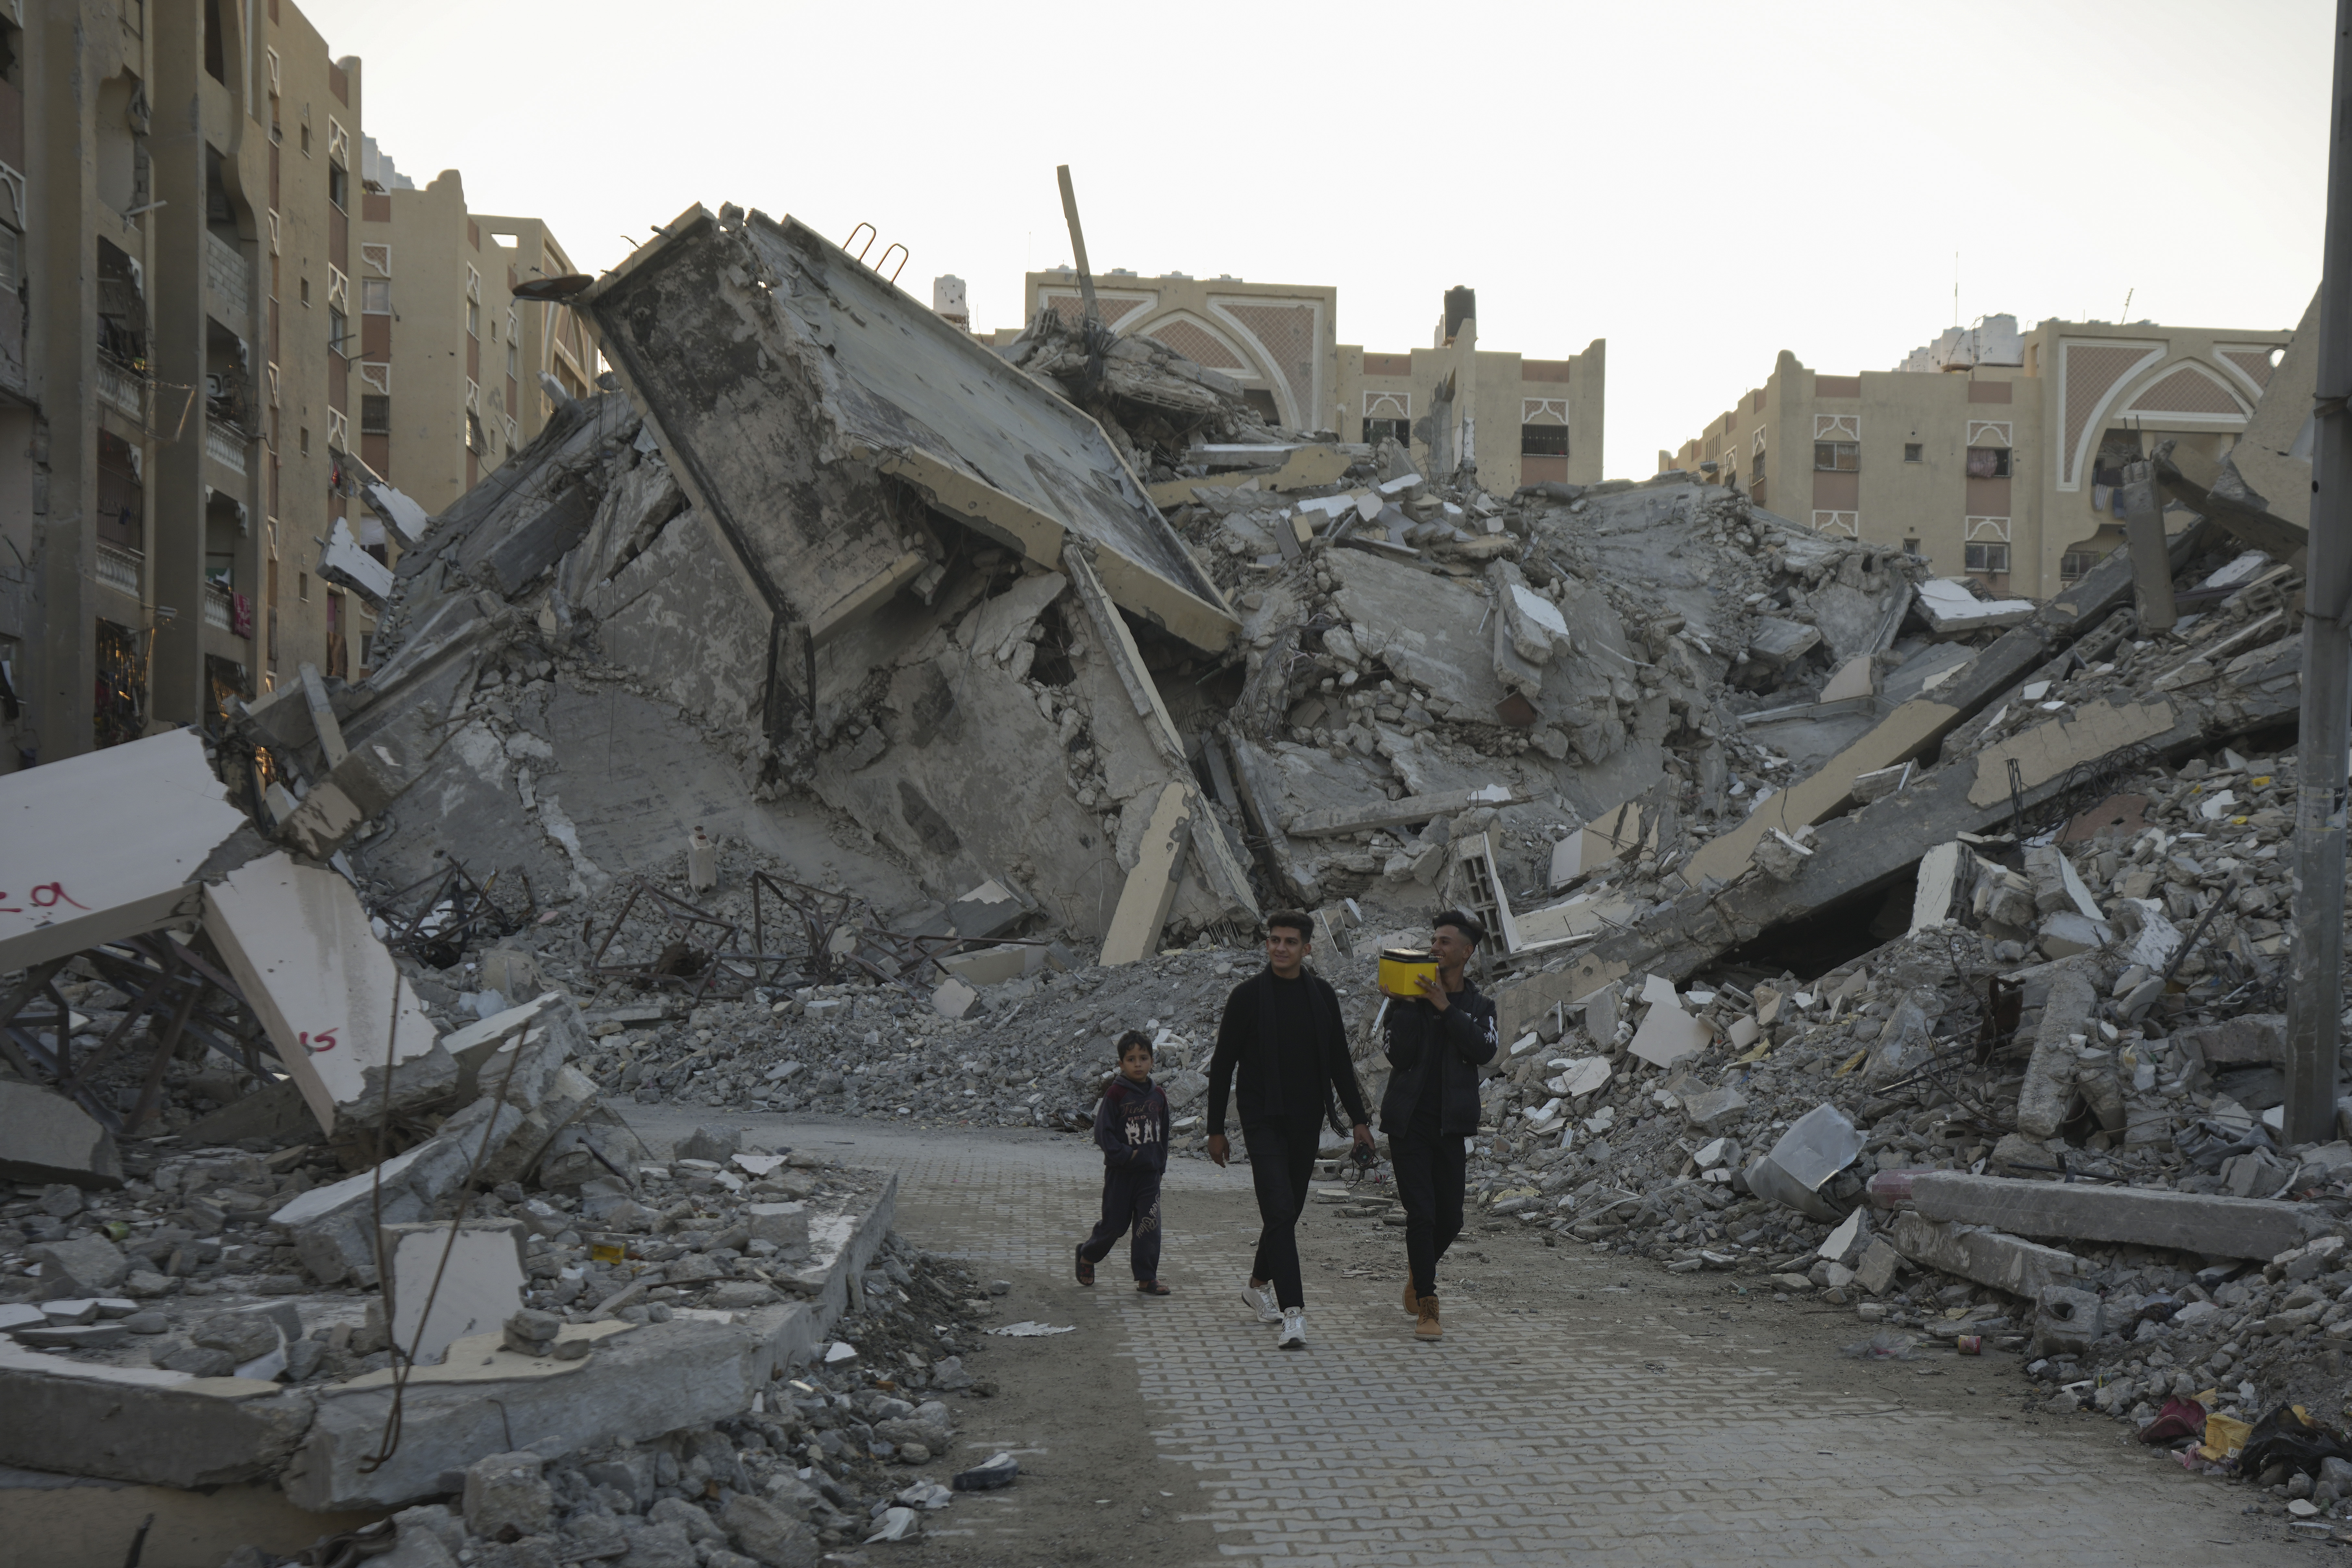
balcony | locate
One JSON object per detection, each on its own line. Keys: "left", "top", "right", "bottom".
{"left": 96, "top": 544, "right": 142, "bottom": 598}
{"left": 205, "top": 420, "right": 251, "bottom": 475}
{"left": 206, "top": 231, "right": 249, "bottom": 325}
{"left": 204, "top": 581, "right": 235, "bottom": 633}
{"left": 97, "top": 360, "right": 147, "bottom": 423}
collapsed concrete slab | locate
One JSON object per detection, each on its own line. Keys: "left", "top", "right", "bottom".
{"left": 583, "top": 204, "right": 1235, "bottom": 654}
{"left": 1874, "top": 1170, "right": 2340, "bottom": 1260}
{"left": 201, "top": 852, "right": 454, "bottom": 1133}
{"left": 0, "top": 730, "right": 252, "bottom": 972}
{"left": 0, "top": 1344, "right": 310, "bottom": 1488}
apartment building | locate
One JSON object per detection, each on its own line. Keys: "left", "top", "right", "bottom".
{"left": 1661, "top": 313, "right": 2293, "bottom": 600}
{"left": 354, "top": 148, "right": 597, "bottom": 522}
{"left": 0, "top": 0, "right": 367, "bottom": 772}
{"left": 987, "top": 271, "right": 1605, "bottom": 492}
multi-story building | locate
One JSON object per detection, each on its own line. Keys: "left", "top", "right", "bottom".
{"left": 354, "top": 147, "right": 597, "bottom": 525}
{"left": 985, "top": 271, "right": 1605, "bottom": 492}
{"left": 0, "top": 0, "right": 373, "bottom": 772}
{"left": 1661, "top": 313, "right": 2293, "bottom": 600}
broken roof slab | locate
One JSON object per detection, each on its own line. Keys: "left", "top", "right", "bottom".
{"left": 582, "top": 205, "right": 1237, "bottom": 658}
{"left": 0, "top": 730, "right": 253, "bottom": 972}
{"left": 202, "top": 851, "right": 454, "bottom": 1133}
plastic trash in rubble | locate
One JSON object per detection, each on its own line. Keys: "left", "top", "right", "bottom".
{"left": 953, "top": 1452, "right": 1021, "bottom": 1492}
{"left": 866, "top": 1506, "right": 920, "bottom": 1542}
{"left": 1838, "top": 1329, "right": 1920, "bottom": 1361}
{"left": 688, "top": 825, "right": 718, "bottom": 893}
{"left": 1743, "top": 1102, "right": 1867, "bottom": 1223}
{"left": 985, "top": 1321, "right": 1076, "bottom": 1337}
{"left": 896, "top": 1481, "right": 954, "bottom": 1511}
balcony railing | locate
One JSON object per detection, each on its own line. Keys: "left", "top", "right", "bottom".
{"left": 204, "top": 581, "right": 233, "bottom": 632}
{"left": 97, "top": 360, "right": 146, "bottom": 422}
{"left": 96, "top": 544, "right": 142, "bottom": 597}
{"left": 205, "top": 421, "right": 249, "bottom": 474}
{"left": 207, "top": 230, "right": 249, "bottom": 324}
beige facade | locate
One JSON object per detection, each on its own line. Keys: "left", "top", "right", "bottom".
{"left": 1663, "top": 315, "right": 2292, "bottom": 600}
{"left": 989, "top": 272, "right": 1604, "bottom": 492}
{"left": 0, "top": 0, "right": 338, "bottom": 771}
{"left": 355, "top": 158, "right": 596, "bottom": 530}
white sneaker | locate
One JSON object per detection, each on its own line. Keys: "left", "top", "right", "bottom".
{"left": 1242, "top": 1280, "right": 1282, "bottom": 1324}
{"left": 1276, "top": 1309, "right": 1306, "bottom": 1350}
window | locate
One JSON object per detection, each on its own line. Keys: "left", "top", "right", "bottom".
{"left": 361, "top": 277, "right": 390, "bottom": 314}
{"left": 300, "top": 124, "right": 312, "bottom": 157}
{"left": 466, "top": 297, "right": 480, "bottom": 338}
{"left": 1749, "top": 451, "right": 1765, "bottom": 481}
{"left": 1903, "top": 537, "right": 1920, "bottom": 555}
{"left": 328, "top": 164, "right": 347, "bottom": 210}
{"left": 299, "top": 276, "right": 310, "bottom": 307}
{"left": 0, "top": 223, "right": 18, "bottom": 294}
{"left": 298, "top": 570, "right": 310, "bottom": 602}
{"left": 1520, "top": 425, "right": 1569, "bottom": 457}
{"left": 506, "top": 337, "right": 519, "bottom": 378}
{"left": 1813, "top": 441, "right": 1858, "bottom": 472}
{"left": 1966, "top": 446, "right": 2011, "bottom": 478}
{"left": 327, "top": 307, "right": 348, "bottom": 356}
{"left": 299, "top": 425, "right": 309, "bottom": 455}
{"left": 1363, "top": 417, "right": 1409, "bottom": 445}
{"left": 1964, "top": 542, "right": 2010, "bottom": 574}
{"left": 361, "top": 394, "right": 389, "bottom": 434}
{"left": 1904, "top": 443, "right": 1923, "bottom": 463}
{"left": 2060, "top": 550, "right": 2100, "bottom": 582}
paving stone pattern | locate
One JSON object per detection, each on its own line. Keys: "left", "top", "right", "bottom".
{"left": 725, "top": 1118, "right": 2312, "bottom": 1566}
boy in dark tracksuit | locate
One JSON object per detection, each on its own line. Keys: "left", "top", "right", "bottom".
{"left": 1076, "top": 1031, "right": 1173, "bottom": 1294}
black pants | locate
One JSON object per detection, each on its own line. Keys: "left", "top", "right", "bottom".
{"left": 1390, "top": 1124, "right": 1467, "bottom": 1299}
{"left": 1080, "top": 1166, "right": 1162, "bottom": 1280}
{"left": 1243, "top": 1113, "right": 1323, "bottom": 1311}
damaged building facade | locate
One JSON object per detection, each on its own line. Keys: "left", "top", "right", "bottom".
{"left": 993, "top": 269, "right": 1605, "bottom": 493}
{"left": 1661, "top": 312, "right": 2293, "bottom": 600}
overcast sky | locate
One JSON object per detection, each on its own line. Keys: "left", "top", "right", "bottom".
{"left": 306, "top": 0, "right": 2331, "bottom": 477}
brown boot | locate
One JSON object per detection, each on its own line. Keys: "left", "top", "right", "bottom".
{"left": 1402, "top": 1280, "right": 1419, "bottom": 1317}
{"left": 1415, "top": 1294, "right": 1441, "bottom": 1341}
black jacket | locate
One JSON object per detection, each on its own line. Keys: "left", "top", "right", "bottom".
{"left": 1206, "top": 966, "right": 1369, "bottom": 1136}
{"left": 1377, "top": 976, "right": 1499, "bottom": 1140}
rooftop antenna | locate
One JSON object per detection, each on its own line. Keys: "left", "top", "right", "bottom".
{"left": 1953, "top": 252, "right": 1959, "bottom": 328}
{"left": 2121, "top": 287, "right": 2135, "bottom": 320}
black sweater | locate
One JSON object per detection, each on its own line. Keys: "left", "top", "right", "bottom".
{"left": 1093, "top": 1076, "right": 1170, "bottom": 1173}
{"left": 1377, "top": 976, "right": 1499, "bottom": 1140}
{"left": 1207, "top": 966, "right": 1369, "bottom": 1136}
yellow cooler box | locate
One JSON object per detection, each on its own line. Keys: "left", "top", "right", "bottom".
{"left": 1379, "top": 948, "right": 1437, "bottom": 996}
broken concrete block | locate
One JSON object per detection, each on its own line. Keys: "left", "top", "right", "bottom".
{"left": 203, "top": 851, "right": 454, "bottom": 1134}
{"left": 28, "top": 1233, "right": 129, "bottom": 1296}
{"left": 1100, "top": 784, "right": 1193, "bottom": 966}
{"left": 1891, "top": 1168, "right": 2338, "bottom": 1259}
{"left": 1916, "top": 578, "right": 2035, "bottom": 636}
{"left": 1745, "top": 1103, "right": 1866, "bottom": 1223}
{"left": 1819, "top": 655, "right": 1876, "bottom": 704}
{"left": 271, "top": 1098, "right": 525, "bottom": 1284}
{"left": 1886, "top": 1211, "right": 2084, "bottom": 1298}
{"left": 930, "top": 977, "right": 979, "bottom": 1020}
{"left": 383, "top": 1221, "right": 528, "bottom": 1367}
{"left": 1851, "top": 1238, "right": 1903, "bottom": 1295}
{"left": 1628, "top": 993, "right": 1707, "bottom": 1069}
{"left": 937, "top": 943, "right": 1038, "bottom": 987}
{"left": 1681, "top": 1084, "right": 1748, "bottom": 1133}
{"left": 1744, "top": 617, "right": 1821, "bottom": 671}
{"left": 0, "top": 729, "right": 253, "bottom": 971}
{"left": 1286, "top": 784, "right": 1514, "bottom": 839}
{"left": 0, "top": 1081, "right": 124, "bottom": 1189}
{"left": 677, "top": 1124, "right": 742, "bottom": 1163}
{"left": 1907, "top": 842, "right": 1966, "bottom": 934}
{"left": 2032, "top": 1284, "right": 2106, "bottom": 1358}
{"left": 462, "top": 1450, "right": 555, "bottom": 1539}
{"left": 746, "top": 1203, "right": 809, "bottom": 1249}
{"left": 2015, "top": 962, "right": 2096, "bottom": 1140}
{"left": 723, "top": 1492, "right": 820, "bottom": 1568}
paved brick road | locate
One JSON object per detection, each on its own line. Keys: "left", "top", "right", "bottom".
{"left": 627, "top": 1108, "right": 2317, "bottom": 1566}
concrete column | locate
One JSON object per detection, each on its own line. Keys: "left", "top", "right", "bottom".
{"left": 144, "top": 1, "right": 206, "bottom": 728}
{"left": 27, "top": 3, "right": 100, "bottom": 762}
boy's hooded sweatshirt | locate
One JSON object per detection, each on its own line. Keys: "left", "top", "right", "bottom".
{"left": 1094, "top": 1076, "right": 1170, "bottom": 1174}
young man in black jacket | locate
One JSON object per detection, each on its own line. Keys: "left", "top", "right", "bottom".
{"left": 1378, "top": 910, "right": 1499, "bottom": 1341}
{"left": 1206, "top": 911, "right": 1373, "bottom": 1350}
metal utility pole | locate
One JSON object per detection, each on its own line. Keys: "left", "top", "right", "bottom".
{"left": 1054, "top": 165, "right": 1101, "bottom": 327}
{"left": 2286, "top": 0, "right": 2352, "bottom": 1146}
